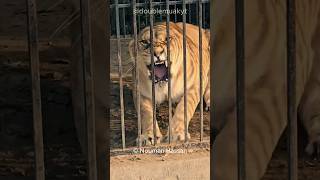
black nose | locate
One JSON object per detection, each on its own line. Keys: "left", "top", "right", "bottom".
{"left": 154, "top": 50, "right": 164, "bottom": 59}
{"left": 154, "top": 53, "right": 160, "bottom": 60}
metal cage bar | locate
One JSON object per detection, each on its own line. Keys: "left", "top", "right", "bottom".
{"left": 26, "top": 0, "right": 45, "bottom": 179}
{"left": 182, "top": 0, "right": 188, "bottom": 143}
{"left": 159, "top": 5, "right": 163, "bottom": 21}
{"left": 132, "top": 0, "right": 142, "bottom": 147}
{"left": 287, "top": 0, "right": 298, "bottom": 179}
{"left": 166, "top": 0, "right": 173, "bottom": 144}
{"left": 188, "top": 4, "right": 192, "bottom": 22}
{"left": 202, "top": 2, "right": 206, "bottom": 26}
{"left": 115, "top": 0, "right": 126, "bottom": 149}
{"left": 149, "top": 0, "right": 157, "bottom": 146}
{"left": 174, "top": 4, "right": 177, "bottom": 22}
{"left": 145, "top": 1, "right": 148, "bottom": 27}
{"left": 79, "top": 0, "right": 98, "bottom": 179}
{"left": 235, "top": 0, "right": 246, "bottom": 179}
{"left": 198, "top": 0, "right": 204, "bottom": 142}
{"left": 138, "top": 14, "right": 141, "bottom": 33}
{"left": 122, "top": 8, "right": 127, "bottom": 36}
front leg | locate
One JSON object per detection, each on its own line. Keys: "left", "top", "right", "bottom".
{"left": 165, "top": 89, "right": 200, "bottom": 142}
{"left": 133, "top": 94, "right": 162, "bottom": 146}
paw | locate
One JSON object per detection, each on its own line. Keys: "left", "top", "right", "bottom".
{"left": 305, "top": 133, "right": 320, "bottom": 161}
{"left": 163, "top": 130, "right": 191, "bottom": 143}
{"left": 136, "top": 131, "right": 162, "bottom": 146}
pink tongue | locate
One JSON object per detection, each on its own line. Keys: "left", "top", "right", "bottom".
{"left": 154, "top": 65, "right": 167, "bottom": 79}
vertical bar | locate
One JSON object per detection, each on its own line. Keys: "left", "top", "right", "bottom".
{"left": 132, "top": 0, "right": 142, "bottom": 147}
{"left": 182, "top": 0, "right": 188, "bottom": 143}
{"left": 138, "top": 14, "right": 141, "bottom": 33}
{"left": 159, "top": 5, "right": 163, "bottom": 21}
{"left": 79, "top": 0, "right": 97, "bottom": 179}
{"left": 174, "top": 4, "right": 177, "bottom": 22}
{"left": 198, "top": 0, "right": 204, "bottom": 142}
{"left": 203, "top": 3, "right": 205, "bottom": 28}
{"left": 287, "top": 0, "right": 297, "bottom": 179}
{"left": 195, "top": 1, "right": 198, "bottom": 25}
{"left": 166, "top": 0, "right": 172, "bottom": 144}
{"left": 145, "top": 1, "right": 148, "bottom": 27}
{"left": 207, "top": 3, "right": 210, "bottom": 28}
{"left": 115, "top": 0, "right": 126, "bottom": 149}
{"left": 188, "top": 4, "right": 191, "bottom": 23}
{"left": 122, "top": 8, "right": 126, "bottom": 37}
{"left": 96, "top": 0, "right": 109, "bottom": 178}
{"left": 235, "top": 0, "right": 246, "bottom": 179}
{"left": 209, "top": 0, "right": 214, "bottom": 178}
{"left": 26, "top": 0, "right": 45, "bottom": 179}
{"left": 149, "top": 0, "right": 157, "bottom": 145}
{"left": 112, "top": 8, "right": 116, "bottom": 36}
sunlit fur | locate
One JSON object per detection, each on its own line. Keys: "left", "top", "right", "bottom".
{"left": 128, "top": 22, "right": 210, "bottom": 145}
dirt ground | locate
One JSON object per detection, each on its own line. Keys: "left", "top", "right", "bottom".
{"left": 0, "top": 0, "right": 320, "bottom": 179}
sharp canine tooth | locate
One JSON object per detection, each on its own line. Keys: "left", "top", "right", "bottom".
{"left": 165, "top": 61, "right": 168, "bottom": 67}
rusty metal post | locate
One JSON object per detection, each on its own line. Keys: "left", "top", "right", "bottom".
{"left": 287, "top": 0, "right": 298, "bottom": 179}
{"left": 115, "top": 0, "right": 126, "bottom": 149}
{"left": 235, "top": 0, "right": 246, "bottom": 179}
{"left": 149, "top": 0, "right": 157, "bottom": 146}
{"left": 79, "top": 0, "right": 97, "bottom": 179}
{"left": 198, "top": 0, "right": 204, "bottom": 142}
{"left": 26, "top": 0, "right": 45, "bottom": 179}
{"left": 132, "top": 0, "right": 142, "bottom": 147}
{"left": 182, "top": 0, "right": 188, "bottom": 143}
{"left": 166, "top": 0, "right": 173, "bottom": 144}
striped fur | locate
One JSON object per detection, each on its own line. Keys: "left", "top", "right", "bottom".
{"left": 128, "top": 22, "right": 210, "bottom": 145}
{"left": 212, "top": 0, "right": 320, "bottom": 179}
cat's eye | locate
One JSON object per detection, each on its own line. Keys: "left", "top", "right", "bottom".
{"left": 140, "top": 40, "right": 148, "bottom": 44}
{"left": 157, "top": 37, "right": 172, "bottom": 46}
{"left": 139, "top": 40, "right": 150, "bottom": 49}
{"left": 163, "top": 37, "right": 173, "bottom": 44}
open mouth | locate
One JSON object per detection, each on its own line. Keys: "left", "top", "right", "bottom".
{"left": 146, "top": 61, "right": 168, "bottom": 83}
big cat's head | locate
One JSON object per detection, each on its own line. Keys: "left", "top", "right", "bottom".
{"left": 128, "top": 22, "right": 183, "bottom": 83}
